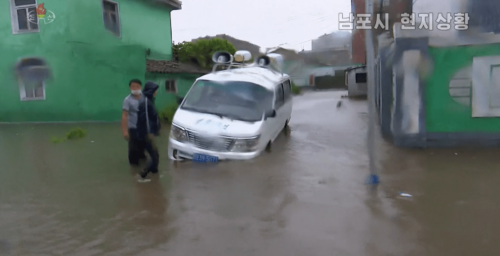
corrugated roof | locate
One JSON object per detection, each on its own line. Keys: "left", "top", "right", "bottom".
{"left": 146, "top": 60, "right": 208, "bottom": 74}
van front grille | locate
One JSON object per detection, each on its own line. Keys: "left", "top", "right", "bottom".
{"left": 186, "top": 131, "right": 234, "bottom": 152}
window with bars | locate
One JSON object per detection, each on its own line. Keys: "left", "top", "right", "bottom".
{"left": 16, "top": 57, "right": 48, "bottom": 101}
{"left": 165, "top": 80, "right": 177, "bottom": 93}
{"left": 102, "top": 0, "right": 120, "bottom": 36}
{"left": 20, "top": 81, "right": 45, "bottom": 100}
{"left": 10, "top": 0, "right": 39, "bottom": 34}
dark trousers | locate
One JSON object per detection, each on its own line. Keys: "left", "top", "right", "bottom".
{"left": 128, "top": 129, "right": 146, "bottom": 166}
{"left": 140, "top": 135, "right": 159, "bottom": 178}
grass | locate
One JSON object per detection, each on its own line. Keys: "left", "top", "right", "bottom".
{"left": 291, "top": 81, "right": 302, "bottom": 95}
{"left": 50, "top": 127, "right": 87, "bottom": 144}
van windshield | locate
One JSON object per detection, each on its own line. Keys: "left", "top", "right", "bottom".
{"left": 181, "top": 80, "right": 273, "bottom": 122}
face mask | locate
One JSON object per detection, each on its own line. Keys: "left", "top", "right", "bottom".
{"left": 131, "top": 90, "right": 141, "bottom": 95}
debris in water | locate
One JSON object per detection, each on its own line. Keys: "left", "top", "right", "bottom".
{"left": 398, "top": 192, "right": 412, "bottom": 198}
{"left": 91, "top": 141, "right": 94, "bottom": 143}
{"left": 455, "top": 153, "right": 458, "bottom": 155}
{"left": 336, "top": 101, "right": 342, "bottom": 108}
{"left": 137, "top": 178, "right": 151, "bottom": 183}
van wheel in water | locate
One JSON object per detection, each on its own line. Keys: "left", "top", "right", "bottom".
{"left": 283, "top": 120, "right": 291, "bottom": 136}
{"left": 265, "top": 141, "right": 272, "bottom": 152}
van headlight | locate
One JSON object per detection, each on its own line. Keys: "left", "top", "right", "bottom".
{"left": 230, "top": 136, "right": 260, "bottom": 152}
{"left": 170, "top": 124, "right": 188, "bottom": 142}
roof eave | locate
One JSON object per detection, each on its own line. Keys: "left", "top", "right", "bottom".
{"left": 154, "top": 0, "right": 182, "bottom": 10}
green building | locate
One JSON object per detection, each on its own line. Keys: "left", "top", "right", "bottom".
{"left": 0, "top": 0, "right": 202, "bottom": 123}
{"left": 375, "top": 24, "right": 500, "bottom": 147}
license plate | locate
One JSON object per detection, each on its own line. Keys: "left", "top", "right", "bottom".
{"left": 192, "top": 153, "right": 218, "bottom": 163}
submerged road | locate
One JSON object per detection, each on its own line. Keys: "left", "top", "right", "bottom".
{"left": 1, "top": 90, "right": 500, "bottom": 255}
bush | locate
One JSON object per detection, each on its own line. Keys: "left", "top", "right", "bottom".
{"left": 173, "top": 38, "right": 237, "bottom": 69}
{"left": 159, "top": 103, "right": 179, "bottom": 123}
{"left": 291, "top": 81, "right": 301, "bottom": 95}
{"left": 66, "top": 128, "right": 86, "bottom": 139}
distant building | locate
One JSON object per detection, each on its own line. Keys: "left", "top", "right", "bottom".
{"left": 299, "top": 49, "right": 352, "bottom": 67}
{"left": 192, "top": 34, "right": 261, "bottom": 58}
{"left": 311, "top": 32, "right": 351, "bottom": 51}
{"left": 350, "top": 0, "right": 412, "bottom": 64}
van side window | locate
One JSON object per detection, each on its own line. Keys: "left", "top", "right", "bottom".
{"left": 283, "top": 80, "right": 291, "bottom": 100}
{"left": 275, "top": 83, "right": 284, "bottom": 108}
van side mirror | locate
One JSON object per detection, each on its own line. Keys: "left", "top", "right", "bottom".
{"left": 265, "top": 110, "right": 276, "bottom": 118}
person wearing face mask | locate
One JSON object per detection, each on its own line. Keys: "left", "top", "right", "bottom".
{"left": 136, "top": 81, "right": 161, "bottom": 178}
{"left": 122, "top": 79, "right": 147, "bottom": 166}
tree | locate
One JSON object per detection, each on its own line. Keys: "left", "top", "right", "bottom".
{"left": 172, "top": 38, "right": 237, "bottom": 69}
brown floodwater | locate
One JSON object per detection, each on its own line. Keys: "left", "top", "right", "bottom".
{"left": 1, "top": 90, "right": 500, "bottom": 256}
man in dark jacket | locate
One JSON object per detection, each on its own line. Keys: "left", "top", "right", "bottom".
{"left": 136, "top": 81, "right": 161, "bottom": 178}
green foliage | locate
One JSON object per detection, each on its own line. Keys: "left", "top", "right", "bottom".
{"left": 50, "top": 127, "right": 86, "bottom": 144}
{"left": 291, "top": 81, "right": 301, "bottom": 95}
{"left": 159, "top": 103, "right": 179, "bottom": 123}
{"left": 66, "top": 128, "right": 86, "bottom": 140}
{"left": 172, "top": 38, "right": 237, "bottom": 69}
{"left": 51, "top": 136, "right": 66, "bottom": 144}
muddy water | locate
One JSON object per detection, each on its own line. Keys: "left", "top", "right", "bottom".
{"left": 1, "top": 90, "right": 500, "bottom": 255}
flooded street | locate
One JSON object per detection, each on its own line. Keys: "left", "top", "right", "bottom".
{"left": 2, "top": 90, "right": 500, "bottom": 255}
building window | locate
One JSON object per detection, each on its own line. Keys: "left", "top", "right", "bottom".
{"left": 165, "top": 80, "right": 177, "bottom": 93}
{"left": 471, "top": 56, "right": 500, "bottom": 117}
{"left": 16, "top": 57, "right": 50, "bottom": 101}
{"left": 355, "top": 72, "right": 367, "bottom": 83}
{"left": 20, "top": 81, "right": 45, "bottom": 100}
{"left": 102, "top": 0, "right": 120, "bottom": 37}
{"left": 10, "top": 0, "right": 39, "bottom": 34}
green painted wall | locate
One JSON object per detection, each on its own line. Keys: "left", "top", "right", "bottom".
{"left": 145, "top": 72, "right": 200, "bottom": 111}
{"left": 426, "top": 44, "right": 500, "bottom": 132}
{"left": 0, "top": 0, "right": 173, "bottom": 122}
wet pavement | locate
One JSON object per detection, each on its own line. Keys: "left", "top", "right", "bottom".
{"left": 1, "top": 90, "right": 500, "bottom": 255}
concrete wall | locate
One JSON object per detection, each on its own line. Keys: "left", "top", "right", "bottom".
{"left": 0, "top": 0, "right": 174, "bottom": 122}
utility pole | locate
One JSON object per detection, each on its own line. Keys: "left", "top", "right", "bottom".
{"left": 365, "top": 0, "right": 378, "bottom": 184}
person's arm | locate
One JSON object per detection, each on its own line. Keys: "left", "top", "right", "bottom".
{"left": 122, "top": 100, "right": 129, "bottom": 140}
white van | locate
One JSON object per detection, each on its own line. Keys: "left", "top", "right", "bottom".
{"left": 168, "top": 51, "right": 293, "bottom": 161}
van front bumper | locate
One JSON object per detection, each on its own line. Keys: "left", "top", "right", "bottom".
{"left": 168, "top": 138, "right": 261, "bottom": 160}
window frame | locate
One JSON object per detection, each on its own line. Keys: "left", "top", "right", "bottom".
{"left": 19, "top": 79, "right": 46, "bottom": 101}
{"left": 9, "top": 0, "right": 39, "bottom": 35}
{"left": 102, "top": 0, "right": 121, "bottom": 37}
{"left": 165, "top": 79, "right": 177, "bottom": 93}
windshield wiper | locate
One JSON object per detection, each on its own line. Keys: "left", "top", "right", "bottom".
{"left": 182, "top": 106, "right": 223, "bottom": 119}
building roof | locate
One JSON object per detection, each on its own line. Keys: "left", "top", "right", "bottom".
{"left": 198, "top": 66, "right": 289, "bottom": 90}
{"left": 268, "top": 47, "right": 302, "bottom": 61}
{"left": 150, "top": 0, "right": 182, "bottom": 10}
{"left": 146, "top": 60, "right": 208, "bottom": 74}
